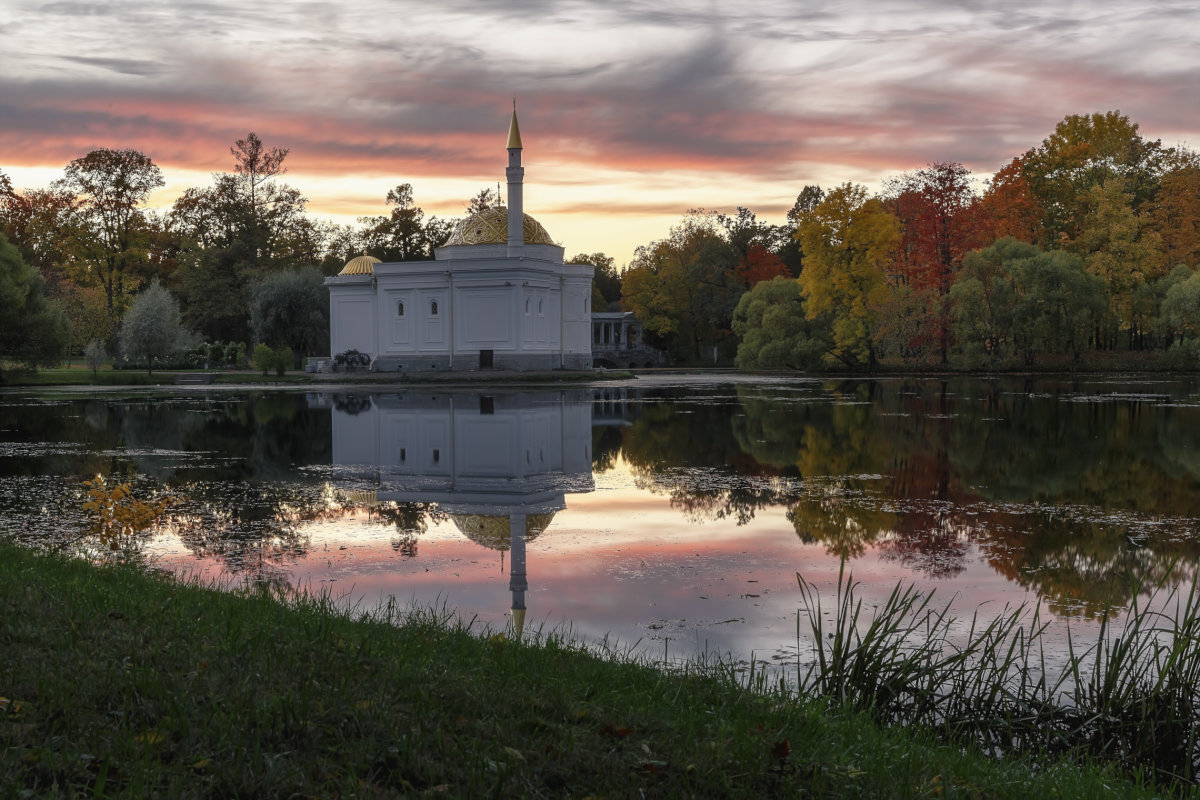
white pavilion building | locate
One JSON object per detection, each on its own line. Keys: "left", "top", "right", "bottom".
{"left": 325, "top": 111, "right": 594, "bottom": 372}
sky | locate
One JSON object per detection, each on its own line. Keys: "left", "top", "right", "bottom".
{"left": 3, "top": 0, "right": 1199, "bottom": 265}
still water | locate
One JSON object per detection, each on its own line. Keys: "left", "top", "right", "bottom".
{"left": 3, "top": 374, "right": 1199, "bottom": 675}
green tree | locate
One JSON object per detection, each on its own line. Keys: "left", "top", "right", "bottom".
{"left": 0, "top": 233, "right": 69, "bottom": 374}
{"left": 358, "top": 183, "right": 446, "bottom": 262}
{"left": 732, "top": 276, "right": 831, "bottom": 370}
{"left": 1161, "top": 269, "right": 1200, "bottom": 359}
{"left": 55, "top": 148, "right": 165, "bottom": 330}
{"left": 466, "top": 187, "right": 501, "bottom": 214}
{"left": 779, "top": 184, "right": 824, "bottom": 276}
{"left": 949, "top": 238, "right": 1107, "bottom": 366}
{"left": 797, "top": 183, "right": 901, "bottom": 367}
{"left": 571, "top": 252, "right": 620, "bottom": 311}
{"left": 231, "top": 132, "right": 289, "bottom": 270}
{"left": 249, "top": 266, "right": 330, "bottom": 367}
{"left": 621, "top": 213, "right": 742, "bottom": 362}
{"left": 119, "top": 279, "right": 194, "bottom": 372}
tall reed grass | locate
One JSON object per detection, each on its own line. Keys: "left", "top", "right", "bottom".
{"left": 797, "top": 562, "right": 1200, "bottom": 787}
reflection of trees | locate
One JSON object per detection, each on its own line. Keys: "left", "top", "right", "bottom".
{"left": 876, "top": 512, "right": 971, "bottom": 580}
{"left": 620, "top": 397, "right": 790, "bottom": 524}
{"left": 372, "top": 501, "right": 447, "bottom": 559}
{"left": 170, "top": 481, "right": 325, "bottom": 584}
{"left": 591, "top": 425, "right": 624, "bottom": 473}
{"left": 786, "top": 490, "right": 897, "bottom": 559}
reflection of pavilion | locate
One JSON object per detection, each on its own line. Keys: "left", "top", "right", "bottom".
{"left": 318, "top": 390, "right": 594, "bottom": 634}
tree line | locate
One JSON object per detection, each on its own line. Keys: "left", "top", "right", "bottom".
{"left": 0, "top": 134, "right": 496, "bottom": 374}
{"left": 3, "top": 110, "right": 1200, "bottom": 375}
{"left": 623, "top": 111, "right": 1200, "bottom": 370}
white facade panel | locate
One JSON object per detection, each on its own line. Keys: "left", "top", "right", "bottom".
{"left": 460, "top": 290, "right": 514, "bottom": 346}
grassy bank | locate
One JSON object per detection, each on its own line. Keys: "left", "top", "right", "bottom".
{"left": 0, "top": 542, "right": 1168, "bottom": 799}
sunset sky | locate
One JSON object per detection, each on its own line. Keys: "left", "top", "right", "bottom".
{"left": 3, "top": 0, "right": 1199, "bottom": 264}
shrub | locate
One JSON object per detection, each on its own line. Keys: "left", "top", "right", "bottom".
{"left": 275, "top": 347, "right": 293, "bottom": 376}
{"left": 253, "top": 343, "right": 275, "bottom": 376}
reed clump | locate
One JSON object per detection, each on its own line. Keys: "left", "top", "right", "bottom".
{"left": 797, "top": 562, "right": 1200, "bottom": 788}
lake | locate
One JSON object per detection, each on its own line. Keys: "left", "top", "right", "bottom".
{"left": 3, "top": 373, "right": 1199, "bottom": 678}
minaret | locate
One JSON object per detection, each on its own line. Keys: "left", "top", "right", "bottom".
{"left": 506, "top": 105, "right": 524, "bottom": 253}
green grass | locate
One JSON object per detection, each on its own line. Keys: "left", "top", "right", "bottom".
{"left": 797, "top": 563, "right": 1200, "bottom": 790}
{"left": 0, "top": 541, "right": 1174, "bottom": 799}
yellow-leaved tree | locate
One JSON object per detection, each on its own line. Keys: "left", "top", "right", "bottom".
{"left": 797, "top": 183, "right": 901, "bottom": 368}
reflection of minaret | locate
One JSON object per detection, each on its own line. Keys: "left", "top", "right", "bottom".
{"left": 509, "top": 513, "right": 527, "bottom": 636}
{"left": 323, "top": 390, "right": 593, "bottom": 638}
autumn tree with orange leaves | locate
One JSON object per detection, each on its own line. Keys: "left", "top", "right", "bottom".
{"left": 884, "top": 162, "right": 987, "bottom": 362}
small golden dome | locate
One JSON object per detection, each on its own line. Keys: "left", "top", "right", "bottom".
{"left": 339, "top": 254, "right": 380, "bottom": 276}
{"left": 443, "top": 207, "right": 554, "bottom": 247}
{"left": 450, "top": 512, "right": 557, "bottom": 551}
{"left": 343, "top": 489, "right": 378, "bottom": 507}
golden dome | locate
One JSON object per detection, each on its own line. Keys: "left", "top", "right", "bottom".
{"left": 450, "top": 512, "right": 557, "bottom": 551}
{"left": 339, "top": 254, "right": 380, "bottom": 276}
{"left": 443, "top": 206, "right": 554, "bottom": 247}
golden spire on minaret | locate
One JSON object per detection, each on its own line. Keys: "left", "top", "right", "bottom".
{"left": 506, "top": 100, "right": 523, "bottom": 150}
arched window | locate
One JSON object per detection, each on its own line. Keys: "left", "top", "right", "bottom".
{"left": 397, "top": 301, "right": 405, "bottom": 317}
{"left": 430, "top": 300, "right": 439, "bottom": 316}
{"left": 525, "top": 298, "right": 531, "bottom": 314}
{"left": 538, "top": 298, "right": 544, "bottom": 315}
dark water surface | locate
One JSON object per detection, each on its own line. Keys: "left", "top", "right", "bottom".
{"left": 3, "top": 374, "right": 1199, "bottom": 675}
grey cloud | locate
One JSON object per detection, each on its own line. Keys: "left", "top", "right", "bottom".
{"left": 57, "top": 55, "right": 162, "bottom": 77}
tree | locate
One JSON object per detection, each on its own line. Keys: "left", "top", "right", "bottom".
{"left": 55, "top": 284, "right": 112, "bottom": 365}
{"left": 55, "top": 148, "right": 165, "bottom": 329}
{"left": 1147, "top": 164, "right": 1200, "bottom": 269}
{"left": 735, "top": 244, "right": 789, "bottom": 287}
{"left": 84, "top": 340, "right": 106, "bottom": 378}
{"left": 571, "top": 252, "right": 621, "bottom": 311}
{"left": 979, "top": 156, "right": 1043, "bottom": 245}
{"left": 1068, "top": 177, "right": 1164, "bottom": 346}
{"left": 1022, "top": 111, "right": 1164, "bottom": 247}
{"left": 249, "top": 266, "right": 330, "bottom": 367}
{"left": 884, "top": 162, "right": 985, "bottom": 361}
{"left": 231, "top": 132, "right": 288, "bottom": 269}
{"left": 621, "top": 213, "right": 742, "bottom": 361}
{"left": 0, "top": 233, "right": 69, "bottom": 373}
{"left": 357, "top": 183, "right": 448, "bottom": 262}
{"left": 119, "top": 279, "right": 194, "bottom": 372}
{"left": 796, "top": 183, "right": 901, "bottom": 367}
{"left": 732, "top": 276, "right": 831, "bottom": 370}
{"left": 1161, "top": 269, "right": 1200, "bottom": 359}
{"left": 779, "top": 184, "right": 825, "bottom": 275}
{"left": 466, "top": 187, "right": 501, "bottom": 214}
{"left": 949, "top": 238, "right": 1107, "bottom": 366}
{"left": 0, "top": 184, "right": 81, "bottom": 292}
